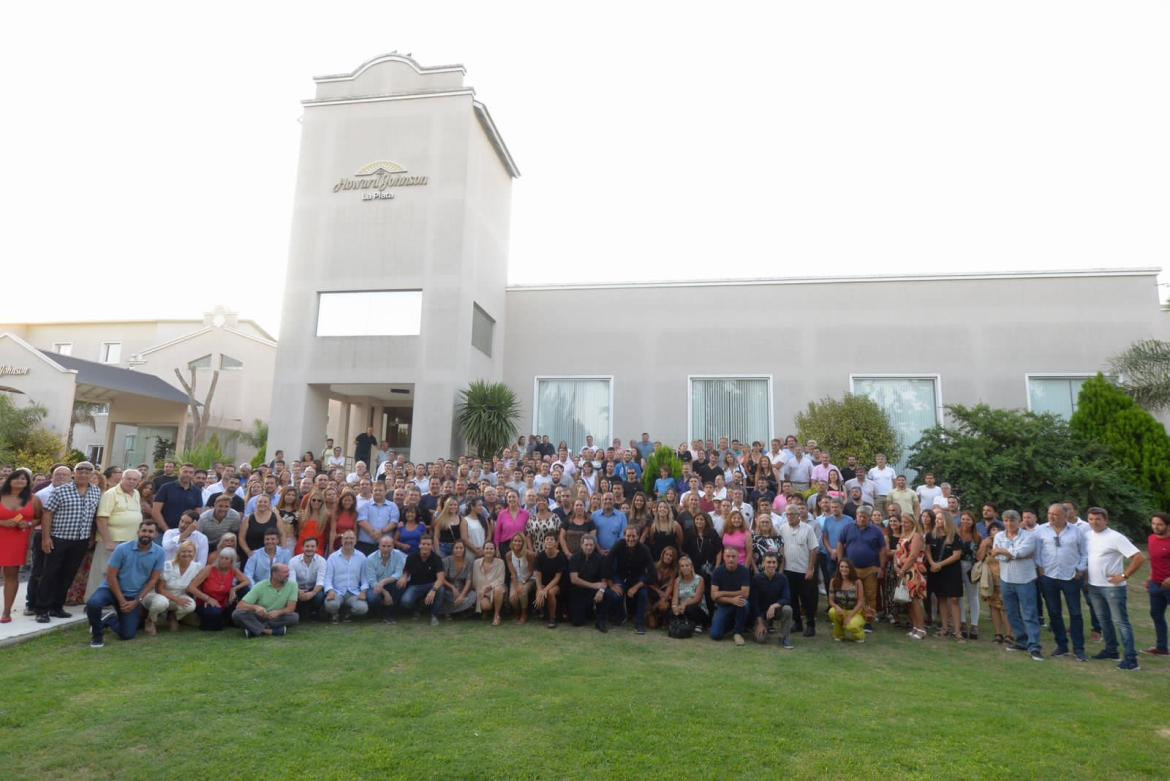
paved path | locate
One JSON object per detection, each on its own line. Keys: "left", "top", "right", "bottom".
{"left": 0, "top": 581, "right": 87, "bottom": 647}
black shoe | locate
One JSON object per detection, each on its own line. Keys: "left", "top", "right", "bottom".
{"left": 792, "top": 623, "right": 804, "bottom": 633}
{"left": 802, "top": 625, "right": 815, "bottom": 637}
{"left": 35, "top": 613, "right": 50, "bottom": 624}
{"left": 48, "top": 609, "right": 72, "bottom": 619}
{"left": 863, "top": 623, "right": 874, "bottom": 634}
{"left": 1051, "top": 647, "right": 1069, "bottom": 658}
{"left": 1092, "top": 649, "right": 1120, "bottom": 661}
{"left": 1029, "top": 650, "right": 1045, "bottom": 662}
{"left": 596, "top": 621, "right": 608, "bottom": 633}
{"left": 22, "top": 607, "right": 35, "bottom": 617}
{"left": 1005, "top": 644, "right": 1026, "bottom": 652}
{"left": 272, "top": 626, "right": 287, "bottom": 637}
{"left": 1117, "top": 659, "right": 1141, "bottom": 671}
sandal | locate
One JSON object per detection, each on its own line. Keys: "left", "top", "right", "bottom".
{"left": 0, "top": 615, "right": 11, "bottom": 624}
{"left": 994, "top": 634, "right": 1004, "bottom": 644}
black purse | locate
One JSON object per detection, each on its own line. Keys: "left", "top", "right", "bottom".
{"left": 668, "top": 615, "right": 695, "bottom": 638}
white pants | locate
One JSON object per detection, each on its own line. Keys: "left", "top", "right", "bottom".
{"left": 325, "top": 593, "right": 369, "bottom": 616}
{"left": 143, "top": 592, "right": 196, "bottom": 622}
{"left": 960, "top": 560, "right": 981, "bottom": 626}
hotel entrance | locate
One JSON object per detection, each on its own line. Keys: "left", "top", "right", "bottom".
{"left": 326, "top": 383, "right": 414, "bottom": 464}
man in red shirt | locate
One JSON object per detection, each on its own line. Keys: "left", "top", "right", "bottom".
{"left": 1146, "top": 513, "right": 1170, "bottom": 656}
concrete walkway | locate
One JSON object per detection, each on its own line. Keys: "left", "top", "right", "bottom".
{"left": 0, "top": 581, "right": 87, "bottom": 647}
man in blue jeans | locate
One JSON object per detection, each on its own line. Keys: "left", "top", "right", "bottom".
{"left": 85, "top": 520, "right": 164, "bottom": 648}
{"left": 604, "top": 526, "right": 654, "bottom": 634}
{"left": 1034, "top": 503, "right": 1089, "bottom": 662}
{"left": 1084, "top": 507, "right": 1146, "bottom": 671}
{"left": 991, "top": 510, "right": 1044, "bottom": 661}
{"left": 709, "top": 547, "right": 751, "bottom": 646}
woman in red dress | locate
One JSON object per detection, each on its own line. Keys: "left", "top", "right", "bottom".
{"left": 330, "top": 490, "right": 358, "bottom": 553}
{"left": 297, "top": 490, "right": 332, "bottom": 555}
{"left": 0, "top": 468, "right": 40, "bottom": 622}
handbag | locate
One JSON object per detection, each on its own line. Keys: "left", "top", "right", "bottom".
{"left": 668, "top": 615, "right": 696, "bottom": 638}
{"left": 970, "top": 559, "right": 984, "bottom": 585}
{"left": 893, "top": 578, "right": 911, "bottom": 604}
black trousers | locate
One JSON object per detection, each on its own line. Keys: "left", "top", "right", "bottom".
{"left": 35, "top": 537, "right": 90, "bottom": 613}
{"left": 569, "top": 587, "right": 600, "bottom": 626}
{"left": 25, "top": 531, "right": 45, "bottom": 609}
{"left": 785, "top": 570, "right": 819, "bottom": 627}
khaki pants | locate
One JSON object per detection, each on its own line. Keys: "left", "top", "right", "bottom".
{"left": 144, "top": 592, "right": 196, "bottom": 622}
{"left": 853, "top": 565, "right": 880, "bottom": 621}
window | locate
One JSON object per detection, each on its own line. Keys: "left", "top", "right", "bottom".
{"left": 220, "top": 354, "right": 243, "bottom": 370}
{"left": 471, "top": 303, "right": 494, "bottom": 357}
{"left": 1027, "top": 375, "right": 1090, "bottom": 419}
{"left": 689, "top": 376, "right": 772, "bottom": 445}
{"left": 316, "top": 290, "right": 422, "bottom": 337}
{"left": 100, "top": 342, "right": 121, "bottom": 364}
{"left": 87, "top": 445, "right": 104, "bottom": 464}
{"left": 188, "top": 354, "right": 213, "bottom": 370}
{"left": 52, "top": 342, "right": 72, "bottom": 356}
{"left": 851, "top": 375, "right": 942, "bottom": 473}
{"left": 534, "top": 377, "right": 612, "bottom": 452}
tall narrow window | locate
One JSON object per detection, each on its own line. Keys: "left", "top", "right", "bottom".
{"left": 689, "top": 376, "right": 772, "bottom": 445}
{"left": 851, "top": 375, "right": 941, "bottom": 473}
{"left": 1027, "top": 375, "right": 1090, "bottom": 419}
{"left": 534, "top": 377, "right": 612, "bottom": 452}
{"left": 471, "top": 303, "right": 495, "bottom": 357}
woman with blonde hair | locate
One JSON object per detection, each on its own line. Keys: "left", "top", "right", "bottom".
{"left": 647, "top": 545, "right": 680, "bottom": 628}
{"left": 144, "top": 540, "right": 200, "bottom": 632}
{"left": 297, "top": 491, "right": 332, "bottom": 555}
{"left": 670, "top": 554, "right": 708, "bottom": 630}
{"left": 894, "top": 512, "right": 927, "bottom": 639}
{"left": 432, "top": 496, "right": 463, "bottom": 557}
{"left": 642, "top": 500, "right": 684, "bottom": 560}
{"left": 926, "top": 508, "right": 965, "bottom": 641}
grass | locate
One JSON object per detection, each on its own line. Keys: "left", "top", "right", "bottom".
{"left": 2, "top": 583, "right": 1169, "bottom": 780}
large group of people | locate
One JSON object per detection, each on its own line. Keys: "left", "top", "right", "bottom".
{"left": 0, "top": 430, "right": 1163, "bottom": 671}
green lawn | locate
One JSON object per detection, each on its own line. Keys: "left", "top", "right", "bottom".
{"left": 2, "top": 584, "right": 1168, "bottom": 780}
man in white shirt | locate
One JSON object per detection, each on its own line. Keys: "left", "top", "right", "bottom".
{"left": 766, "top": 438, "right": 788, "bottom": 468}
{"left": 1084, "top": 506, "right": 1145, "bottom": 670}
{"left": 780, "top": 446, "right": 814, "bottom": 491}
{"left": 290, "top": 537, "right": 327, "bottom": 620}
{"left": 201, "top": 464, "right": 235, "bottom": 506}
{"left": 326, "top": 447, "right": 346, "bottom": 469}
{"left": 777, "top": 505, "right": 820, "bottom": 637}
{"left": 161, "top": 510, "right": 209, "bottom": 566}
{"left": 866, "top": 454, "right": 897, "bottom": 517}
{"left": 844, "top": 468, "right": 876, "bottom": 508}
{"left": 915, "top": 473, "right": 943, "bottom": 515}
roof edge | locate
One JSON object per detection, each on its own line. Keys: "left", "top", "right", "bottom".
{"left": 506, "top": 267, "right": 1163, "bottom": 292}
{"left": 314, "top": 53, "right": 466, "bottom": 83}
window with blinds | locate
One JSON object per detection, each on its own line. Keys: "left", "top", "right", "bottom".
{"left": 851, "top": 376, "right": 941, "bottom": 472}
{"left": 534, "top": 377, "right": 611, "bottom": 452}
{"left": 689, "top": 377, "right": 772, "bottom": 445}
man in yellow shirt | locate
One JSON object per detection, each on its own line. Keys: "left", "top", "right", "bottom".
{"left": 86, "top": 469, "right": 144, "bottom": 599}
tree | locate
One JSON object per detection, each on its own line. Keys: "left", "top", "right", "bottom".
{"left": 174, "top": 366, "right": 220, "bottom": 447}
{"left": 455, "top": 381, "right": 520, "bottom": 458}
{"left": 794, "top": 394, "right": 900, "bottom": 465}
{"left": 1108, "top": 338, "right": 1170, "bottom": 411}
{"left": 0, "top": 395, "right": 63, "bottom": 472}
{"left": 237, "top": 419, "right": 269, "bottom": 468}
{"left": 907, "top": 403, "right": 1155, "bottom": 537}
{"left": 66, "top": 401, "right": 105, "bottom": 453}
{"left": 1070, "top": 373, "right": 1170, "bottom": 510}
{"left": 642, "top": 446, "right": 683, "bottom": 495}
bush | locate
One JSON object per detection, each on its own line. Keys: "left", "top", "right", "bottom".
{"left": 795, "top": 394, "right": 900, "bottom": 465}
{"left": 179, "top": 434, "right": 228, "bottom": 471}
{"left": 907, "top": 404, "right": 1155, "bottom": 537}
{"left": 642, "top": 446, "right": 683, "bottom": 495}
{"left": 1070, "top": 373, "right": 1170, "bottom": 511}
{"left": 0, "top": 394, "right": 48, "bottom": 466}
{"left": 13, "top": 427, "right": 65, "bottom": 475}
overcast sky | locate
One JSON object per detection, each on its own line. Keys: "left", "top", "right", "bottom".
{"left": 3, "top": 1, "right": 1167, "bottom": 334}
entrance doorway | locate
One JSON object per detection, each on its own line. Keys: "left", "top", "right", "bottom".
{"left": 327, "top": 383, "right": 414, "bottom": 462}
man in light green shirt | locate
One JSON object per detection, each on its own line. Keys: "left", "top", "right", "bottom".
{"left": 888, "top": 476, "right": 920, "bottom": 519}
{"left": 232, "top": 564, "right": 299, "bottom": 638}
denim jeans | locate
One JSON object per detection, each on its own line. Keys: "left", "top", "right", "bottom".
{"left": 1038, "top": 575, "right": 1084, "bottom": 654}
{"left": 396, "top": 584, "right": 440, "bottom": 617}
{"left": 1149, "top": 582, "right": 1169, "bottom": 652}
{"left": 605, "top": 577, "right": 651, "bottom": 630}
{"left": 710, "top": 602, "right": 749, "bottom": 640}
{"left": 1001, "top": 579, "right": 1041, "bottom": 652}
{"left": 86, "top": 586, "right": 144, "bottom": 642}
{"left": 1088, "top": 585, "right": 1136, "bottom": 661}
{"left": 367, "top": 584, "right": 403, "bottom": 617}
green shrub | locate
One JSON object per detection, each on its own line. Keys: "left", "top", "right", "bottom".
{"left": 795, "top": 394, "right": 900, "bottom": 465}
{"left": 14, "top": 427, "right": 65, "bottom": 475}
{"left": 908, "top": 403, "right": 1155, "bottom": 537}
{"left": 455, "top": 381, "right": 520, "bottom": 458}
{"left": 1070, "top": 373, "right": 1170, "bottom": 511}
{"left": 179, "top": 434, "right": 228, "bottom": 471}
{"left": 642, "top": 446, "right": 683, "bottom": 495}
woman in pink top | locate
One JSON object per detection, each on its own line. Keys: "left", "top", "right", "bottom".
{"left": 722, "top": 510, "right": 753, "bottom": 573}
{"left": 493, "top": 490, "right": 530, "bottom": 551}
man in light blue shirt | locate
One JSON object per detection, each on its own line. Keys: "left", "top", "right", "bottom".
{"left": 244, "top": 529, "right": 294, "bottom": 585}
{"left": 1035, "top": 503, "right": 1089, "bottom": 661}
{"left": 357, "top": 482, "right": 399, "bottom": 555}
{"left": 365, "top": 534, "right": 407, "bottom": 621}
{"left": 324, "top": 530, "right": 370, "bottom": 622}
{"left": 591, "top": 492, "right": 628, "bottom": 555}
{"left": 85, "top": 520, "right": 165, "bottom": 647}
{"left": 992, "top": 510, "right": 1042, "bottom": 660}
{"left": 819, "top": 499, "right": 855, "bottom": 584}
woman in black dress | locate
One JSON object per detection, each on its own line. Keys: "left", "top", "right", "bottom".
{"left": 926, "top": 508, "right": 965, "bottom": 641}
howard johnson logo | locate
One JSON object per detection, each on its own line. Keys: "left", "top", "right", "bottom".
{"left": 333, "top": 161, "right": 428, "bottom": 200}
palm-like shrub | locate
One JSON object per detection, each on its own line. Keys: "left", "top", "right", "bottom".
{"left": 642, "top": 446, "right": 683, "bottom": 495}
{"left": 455, "top": 381, "right": 520, "bottom": 458}
{"left": 1109, "top": 339, "right": 1170, "bottom": 411}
